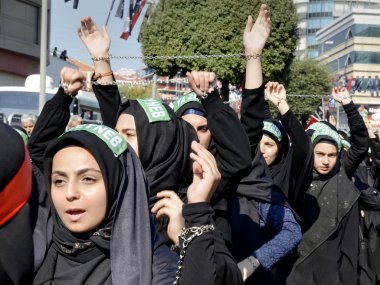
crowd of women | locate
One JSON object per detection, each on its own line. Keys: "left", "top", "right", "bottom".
{"left": 1, "top": 4, "right": 380, "bottom": 285}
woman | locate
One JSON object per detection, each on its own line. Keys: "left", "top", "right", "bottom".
{"left": 33, "top": 124, "right": 242, "bottom": 284}
{"left": 0, "top": 122, "right": 34, "bottom": 285}
{"left": 231, "top": 5, "right": 302, "bottom": 284}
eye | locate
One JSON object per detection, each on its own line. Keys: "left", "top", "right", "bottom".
{"left": 82, "top": 176, "right": 97, "bottom": 184}
{"left": 198, "top": 126, "right": 209, "bottom": 133}
{"left": 52, "top": 178, "right": 66, "bottom": 187}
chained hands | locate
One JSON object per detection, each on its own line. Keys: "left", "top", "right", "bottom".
{"left": 60, "top": 67, "right": 85, "bottom": 96}
{"left": 264, "top": 82, "right": 289, "bottom": 115}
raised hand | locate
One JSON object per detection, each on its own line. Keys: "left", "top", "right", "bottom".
{"left": 243, "top": 4, "right": 272, "bottom": 55}
{"left": 331, "top": 87, "right": 351, "bottom": 105}
{"left": 151, "top": 191, "right": 184, "bottom": 246}
{"left": 264, "top": 82, "right": 289, "bottom": 114}
{"left": 187, "top": 141, "right": 221, "bottom": 204}
{"left": 60, "top": 67, "right": 85, "bottom": 96}
{"left": 77, "top": 16, "right": 110, "bottom": 59}
{"left": 186, "top": 71, "right": 218, "bottom": 98}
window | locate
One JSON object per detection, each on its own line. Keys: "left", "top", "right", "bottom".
{"left": 1, "top": 0, "right": 39, "bottom": 44}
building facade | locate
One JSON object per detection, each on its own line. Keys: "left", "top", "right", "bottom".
{"left": 317, "top": 5, "right": 380, "bottom": 129}
{"left": 0, "top": 0, "right": 51, "bottom": 86}
{"left": 294, "top": 0, "right": 380, "bottom": 59}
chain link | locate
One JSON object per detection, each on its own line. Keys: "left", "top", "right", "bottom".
{"left": 92, "top": 53, "right": 247, "bottom": 61}
{"left": 173, "top": 224, "right": 215, "bottom": 285}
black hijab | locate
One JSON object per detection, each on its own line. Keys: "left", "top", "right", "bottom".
{"left": 118, "top": 100, "right": 197, "bottom": 207}
{"left": 0, "top": 122, "right": 34, "bottom": 285}
{"left": 34, "top": 124, "right": 155, "bottom": 285}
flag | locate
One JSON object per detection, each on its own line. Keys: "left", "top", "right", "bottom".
{"left": 64, "top": 0, "right": 79, "bottom": 9}
{"left": 115, "top": 0, "right": 124, "bottom": 18}
{"left": 120, "top": 0, "right": 147, "bottom": 40}
{"left": 306, "top": 115, "right": 320, "bottom": 130}
{"left": 328, "top": 96, "right": 335, "bottom": 109}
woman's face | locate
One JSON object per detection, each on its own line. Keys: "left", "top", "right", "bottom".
{"left": 260, "top": 134, "right": 279, "bottom": 166}
{"left": 115, "top": 114, "right": 139, "bottom": 156}
{"left": 51, "top": 146, "right": 107, "bottom": 233}
{"left": 182, "top": 114, "right": 211, "bottom": 149}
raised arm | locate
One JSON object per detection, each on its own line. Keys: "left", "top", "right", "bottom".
{"left": 240, "top": 4, "right": 272, "bottom": 155}
{"left": 186, "top": 71, "right": 251, "bottom": 204}
{"left": 28, "top": 68, "right": 84, "bottom": 170}
{"left": 78, "top": 16, "right": 121, "bottom": 127}
{"left": 332, "top": 87, "right": 369, "bottom": 178}
{"left": 265, "top": 82, "right": 313, "bottom": 208}
{"left": 368, "top": 126, "right": 380, "bottom": 189}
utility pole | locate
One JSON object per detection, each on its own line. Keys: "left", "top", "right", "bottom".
{"left": 152, "top": 74, "right": 157, "bottom": 99}
{"left": 39, "top": 0, "right": 48, "bottom": 114}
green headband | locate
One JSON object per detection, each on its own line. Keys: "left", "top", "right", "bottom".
{"left": 13, "top": 128, "right": 29, "bottom": 144}
{"left": 263, "top": 121, "right": 282, "bottom": 142}
{"left": 64, "top": 124, "right": 128, "bottom": 157}
{"left": 307, "top": 122, "right": 331, "bottom": 132}
{"left": 311, "top": 128, "right": 342, "bottom": 151}
{"left": 136, "top": 98, "right": 171, "bottom": 123}
{"left": 341, "top": 139, "right": 351, "bottom": 151}
{"left": 172, "top": 92, "right": 201, "bottom": 113}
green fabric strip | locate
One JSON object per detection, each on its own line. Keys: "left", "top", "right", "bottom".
{"left": 64, "top": 124, "right": 128, "bottom": 157}
{"left": 172, "top": 92, "right": 200, "bottom": 113}
{"left": 137, "top": 99, "right": 171, "bottom": 123}
{"left": 311, "top": 128, "right": 342, "bottom": 151}
{"left": 263, "top": 121, "right": 282, "bottom": 142}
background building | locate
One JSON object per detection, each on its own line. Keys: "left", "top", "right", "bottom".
{"left": 316, "top": 5, "right": 380, "bottom": 129}
{"left": 0, "top": 0, "right": 52, "bottom": 86}
{"left": 294, "top": 0, "right": 380, "bottom": 59}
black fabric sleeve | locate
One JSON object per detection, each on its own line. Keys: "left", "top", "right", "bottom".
{"left": 279, "top": 109, "right": 313, "bottom": 207}
{"left": 181, "top": 202, "right": 242, "bottom": 285}
{"left": 370, "top": 137, "right": 380, "bottom": 189}
{"left": 342, "top": 102, "right": 369, "bottom": 178}
{"left": 263, "top": 101, "right": 273, "bottom": 120}
{"left": 240, "top": 85, "right": 266, "bottom": 158}
{"left": 201, "top": 92, "right": 251, "bottom": 203}
{"left": 28, "top": 88, "right": 73, "bottom": 171}
{"left": 92, "top": 84, "right": 121, "bottom": 128}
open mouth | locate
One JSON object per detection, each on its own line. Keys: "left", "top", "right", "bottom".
{"left": 66, "top": 209, "right": 86, "bottom": 221}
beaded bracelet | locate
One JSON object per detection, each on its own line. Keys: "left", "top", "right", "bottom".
{"left": 93, "top": 71, "right": 114, "bottom": 81}
{"left": 276, "top": 97, "right": 287, "bottom": 107}
{"left": 91, "top": 56, "right": 110, "bottom": 62}
{"left": 245, "top": 53, "right": 262, "bottom": 60}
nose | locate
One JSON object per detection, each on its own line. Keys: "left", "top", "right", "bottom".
{"left": 260, "top": 144, "right": 265, "bottom": 154}
{"left": 66, "top": 182, "right": 80, "bottom": 201}
{"left": 322, "top": 156, "right": 329, "bottom": 165}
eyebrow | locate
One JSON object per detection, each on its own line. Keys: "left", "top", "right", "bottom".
{"left": 52, "top": 168, "right": 102, "bottom": 176}
{"left": 197, "top": 124, "right": 208, "bottom": 129}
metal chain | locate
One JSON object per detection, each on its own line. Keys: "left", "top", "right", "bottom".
{"left": 173, "top": 224, "right": 215, "bottom": 285}
{"left": 92, "top": 53, "right": 247, "bottom": 61}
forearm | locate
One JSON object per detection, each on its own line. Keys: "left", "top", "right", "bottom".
{"left": 245, "top": 56, "right": 263, "bottom": 89}
{"left": 280, "top": 109, "right": 311, "bottom": 162}
{"left": 240, "top": 85, "right": 266, "bottom": 154}
{"left": 253, "top": 203, "right": 301, "bottom": 270}
{"left": 28, "top": 88, "right": 72, "bottom": 169}
{"left": 92, "top": 84, "right": 121, "bottom": 127}
{"left": 181, "top": 203, "right": 242, "bottom": 285}
{"left": 202, "top": 92, "right": 251, "bottom": 188}
{"left": 370, "top": 138, "right": 380, "bottom": 181}
{"left": 342, "top": 102, "right": 369, "bottom": 177}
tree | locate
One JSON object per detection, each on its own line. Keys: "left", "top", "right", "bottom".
{"left": 285, "top": 59, "right": 333, "bottom": 118}
{"left": 139, "top": 0, "right": 298, "bottom": 99}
